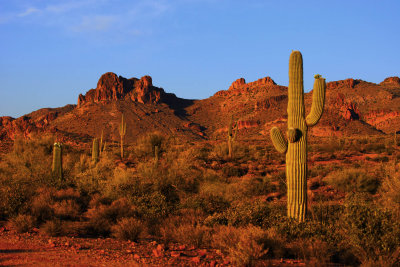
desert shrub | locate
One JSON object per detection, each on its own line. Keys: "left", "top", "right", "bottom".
{"left": 159, "top": 209, "right": 210, "bottom": 246}
{"left": 209, "top": 142, "right": 228, "bottom": 160}
{"left": 324, "top": 168, "right": 380, "bottom": 194}
{"left": 379, "top": 168, "right": 400, "bottom": 219}
{"left": 52, "top": 188, "right": 84, "bottom": 220}
{"left": 131, "top": 192, "right": 170, "bottom": 221}
{"left": 204, "top": 199, "right": 275, "bottom": 227}
{"left": 196, "top": 144, "right": 212, "bottom": 160}
{"left": 342, "top": 193, "right": 400, "bottom": 265}
{"left": 212, "top": 225, "right": 271, "bottom": 266}
{"left": 222, "top": 165, "right": 247, "bottom": 177}
{"left": 0, "top": 180, "right": 34, "bottom": 219}
{"left": 84, "top": 197, "right": 137, "bottom": 237}
{"left": 41, "top": 219, "right": 64, "bottom": 237}
{"left": 134, "top": 132, "right": 166, "bottom": 158}
{"left": 30, "top": 188, "right": 54, "bottom": 223}
{"left": 10, "top": 214, "right": 36, "bottom": 233}
{"left": 111, "top": 217, "right": 144, "bottom": 241}
{"left": 182, "top": 193, "right": 230, "bottom": 215}
{"left": 0, "top": 136, "right": 61, "bottom": 218}
{"left": 29, "top": 187, "right": 85, "bottom": 223}
{"left": 288, "top": 238, "right": 334, "bottom": 266}
{"left": 309, "top": 203, "right": 343, "bottom": 226}
{"left": 168, "top": 223, "right": 212, "bottom": 248}
{"left": 74, "top": 152, "right": 115, "bottom": 195}
{"left": 101, "top": 167, "right": 136, "bottom": 200}
{"left": 52, "top": 199, "right": 81, "bottom": 220}
{"left": 164, "top": 148, "right": 202, "bottom": 194}
{"left": 202, "top": 169, "right": 221, "bottom": 182}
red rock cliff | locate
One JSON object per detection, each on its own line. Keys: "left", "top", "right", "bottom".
{"left": 78, "top": 72, "right": 168, "bottom": 107}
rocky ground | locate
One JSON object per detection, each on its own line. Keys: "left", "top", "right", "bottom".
{"left": 0, "top": 225, "right": 308, "bottom": 266}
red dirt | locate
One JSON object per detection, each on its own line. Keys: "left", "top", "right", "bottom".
{"left": 0, "top": 226, "right": 225, "bottom": 266}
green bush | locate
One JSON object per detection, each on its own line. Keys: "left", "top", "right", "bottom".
{"left": 324, "top": 168, "right": 380, "bottom": 194}
{"left": 342, "top": 193, "right": 400, "bottom": 265}
{"left": 134, "top": 132, "right": 166, "bottom": 158}
{"left": 204, "top": 199, "right": 276, "bottom": 227}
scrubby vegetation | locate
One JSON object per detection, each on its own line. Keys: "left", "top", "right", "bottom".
{"left": 0, "top": 133, "right": 400, "bottom": 266}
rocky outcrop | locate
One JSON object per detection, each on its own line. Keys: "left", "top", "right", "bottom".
{"left": 380, "top": 76, "right": 400, "bottom": 87}
{"left": 255, "top": 95, "right": 287, "bottom": 111}
{"left": 183, "top": 122, "right": 203, "bottom": 132}
{"left": 215, "top": 76, "right": 277, "bottom": 97}
{"left": 332, "top": 93, "right": 361, "bottom": 120}
{"left": 327, "top": 78, "right": 359, "bottom": 89}
{"left": 228, "top": 77, "right": 276, "bottom": 91}
{"left": 0, "top": 106, "right": 74, "bottom": 142}
{"left": 364, "top": 110, "right": 400, "bottom": 129}
{"left": 78, "top": 72, "right": 169, "bottom": 107}
{"left": 237, "top": 120, "right": 259, "bottom": 129}
{"left": 229, "top": 78, "right": 246, "bottom": 90}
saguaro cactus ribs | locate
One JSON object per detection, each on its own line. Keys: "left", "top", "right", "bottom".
{"left": 270, "top": 51, "right": 326, "bottom": 221}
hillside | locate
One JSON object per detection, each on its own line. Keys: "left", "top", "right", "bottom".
{"left": 1, "top": 72, "right": 399, "bottom": 151}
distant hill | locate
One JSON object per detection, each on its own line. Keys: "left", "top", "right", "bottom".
{"left": 1, "top": 72, "right": 399, "bottom": 152}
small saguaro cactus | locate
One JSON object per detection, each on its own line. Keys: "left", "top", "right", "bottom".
{"left": 100, "top": 130, "right": 104, "bottom": 156}
{"left": 270, "top": 50, "right": 326, "bottom": 222}
{"left": 119, "top": 114, "right": 127, "bottom": 159}
{"left": 92, "top": 138, "right": 99, "bottom": 163}
{"left": 228, "top": 115, "right": 239, "bottom": 158}
{"left": 52, "top": 142, "right": 63, "bottom": 180}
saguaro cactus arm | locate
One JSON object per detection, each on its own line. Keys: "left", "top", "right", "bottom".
{"left": 306, "top": 75, "right": 326, "bottom": 127}
{"left": 232, "top": 121, "right": 239, "bottom": 141}
{"left": 287, "top": 127, "right": 302, "bottom": 143}
{"left": 270, "top": 127, "right": 288, "bottom": 154}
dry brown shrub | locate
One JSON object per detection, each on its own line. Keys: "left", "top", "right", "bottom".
{"left": 111, "top": 218, "right": 144, "bottom": 241}
{"left": 212, "top": 225, "right": 271, "bottom": 266}
{"left": 10, "top": 214, "right": 36, "bottom": 233}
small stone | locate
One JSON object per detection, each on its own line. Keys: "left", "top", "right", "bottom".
{"left": 198, "top": 249, "right": 207, "bottom": 258}
{"left": 170, "top": 251, "right": 181, "bottom": 258}
{"left": 191, "top": 256, "right": 201, "bottom": 263}
{"left": 153, "top": 248, "right": 162, "bottom": 257}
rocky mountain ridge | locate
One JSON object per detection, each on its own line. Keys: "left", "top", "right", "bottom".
{"left": 1, "top": 72, "right": 399, "bottom": 152}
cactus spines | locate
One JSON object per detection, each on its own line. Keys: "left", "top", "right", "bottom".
{"left": 119, "top": 114, "right": 127, "bottom": 159}
{"left": 52, "top": 142, "right": 63, "bottom": 180}
{"left": 228, "top": 115, "right": 239, "bottom": 158}
{"left": 270, "top": 51, "right": 326, "bottom": 221}
{"left": 92, "top": 138, "right": 99, "bottom": 163}
{"left": 271, "top": 127, "right": 287, "bottom": 153}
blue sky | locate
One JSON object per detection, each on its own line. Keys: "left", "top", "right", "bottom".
{"left": 0, "top": 0, "right": 399, "bottom": 117}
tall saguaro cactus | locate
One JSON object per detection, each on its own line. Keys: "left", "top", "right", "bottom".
{"left": 52, "top": 142, "right": 63, "bottom": 180}
{"left": 270, "top": 51, "right": 326, "bottom": 221}
{"left": 119, "top": 114, "right": 127, "bottom": 159}
{"left": 228, "top": 115, "right": 239, "bottom": 158}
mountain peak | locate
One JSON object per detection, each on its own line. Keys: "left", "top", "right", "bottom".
{"left": 77, "top": 73, "right": 163, "bottom": 107}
